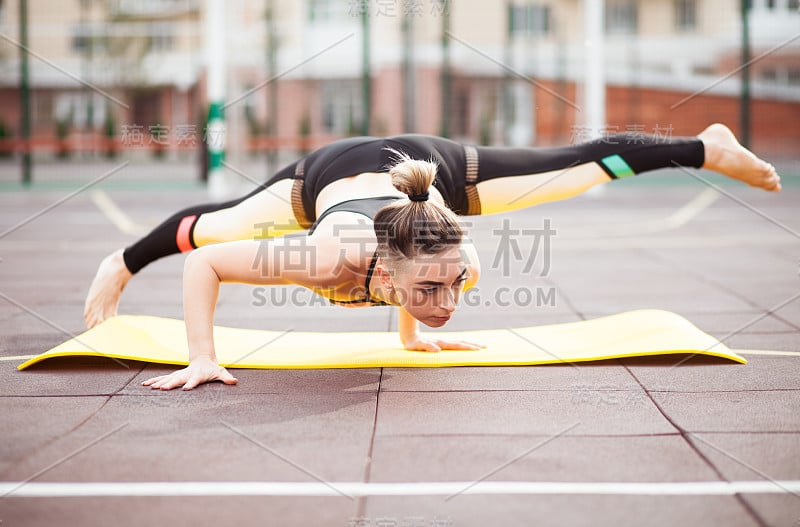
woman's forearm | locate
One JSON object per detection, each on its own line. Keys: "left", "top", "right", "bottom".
{"left": 398, "top": 306, "right": 420, "bottom": 346}
{"left": 182, "top": 251, "right": 221, "bottom": 362}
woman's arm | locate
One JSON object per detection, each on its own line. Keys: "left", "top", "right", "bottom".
{"left": 143, "top": 235, "right": 340, "bottom": 390}
{"left": 142, "top": 247, "right": 239, "bottom": 390}
{"left": 398, "top": 305, "right": 421, "bottom": 347}
{"left": 183, "top": 251, "right": 223, "bottom": 362}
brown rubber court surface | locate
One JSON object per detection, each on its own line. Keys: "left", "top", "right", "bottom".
{"left": 0, "top": 159, "right": 799, "bottom": 526}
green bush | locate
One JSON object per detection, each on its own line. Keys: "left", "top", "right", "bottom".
{"left": 298, "top": 113, "right": 311, "bottom": 155}
{"left": 104, "top": 113, "right": 117, "bottom": 159}
{"left": 56, "top": 119, "right": 70, "bottom": 159}
{"left": 0, "top": 119, "right": 11, "bottom": 158}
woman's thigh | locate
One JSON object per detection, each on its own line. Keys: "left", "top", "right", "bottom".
{"left": 475, "top": 162, "right": 610, "bottom": 215}
{"left": 193, "top": 179, "right": 302, "bottom": 246}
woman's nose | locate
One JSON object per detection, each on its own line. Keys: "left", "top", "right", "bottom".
{"left": 440, "top": 290, "right": 457, "bottom": 312}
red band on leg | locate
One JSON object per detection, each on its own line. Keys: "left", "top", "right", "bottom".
{"left": 176, "top": 215, "right": 197, "bottom": 253}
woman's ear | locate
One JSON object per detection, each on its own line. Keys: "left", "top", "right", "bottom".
{"left": 375, "top": 259, "right": 396, "bottom": 291}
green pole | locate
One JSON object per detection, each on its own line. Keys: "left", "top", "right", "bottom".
{"left": 503, "top": 1, "right": 513, "bottom": 144}
{"left": 739, "top": 0, "right": 751, "bottom": 149}
{"left": 80, "top": 0, "right": 94, "bottom": 156}
{"left": 207, "top": 101, "right": 224, "bottom": 178}
{"left": 440, "top": 4, "right": 451, "bottom": 138}
{"left": 205, "top": 0, "right": 226, "bottom": 190}
{"left": 402, "top": 10, "right": 415, "bottom": 133}
{"left": 361, "top": 4, "right": 371, "bottom": 136}
{"left": 266, "top": 0, "right": 277, "bottom": 169}
{"left": 19, "top": 0, "right": 31, "bottom": 185}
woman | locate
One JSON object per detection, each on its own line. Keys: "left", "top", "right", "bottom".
{"left": 83, "top": 123, "right": 780, "bottom": 390}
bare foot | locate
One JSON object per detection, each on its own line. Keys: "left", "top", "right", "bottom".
{"left": 698, "top": 123, "right": 781, "bottom": 192}
{"left": 84, "top": 248, "right": 133, "bottom": 328}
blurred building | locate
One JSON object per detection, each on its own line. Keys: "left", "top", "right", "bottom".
{"left": 0, "top": 0, "right": 204, "bottom": 156}
{"left": 0, "top": 0, "right": 798, "bottom": 159}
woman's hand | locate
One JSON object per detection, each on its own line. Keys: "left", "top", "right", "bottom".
{"left": 403, "top": 334, "right": 485, "bottom": 353}
{"left": 142, "top": 356, "right": 238, "bottom": 391}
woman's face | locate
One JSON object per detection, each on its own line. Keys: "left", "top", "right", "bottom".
{"left": 390, "top": 245, "right": 468, "bottom": 327}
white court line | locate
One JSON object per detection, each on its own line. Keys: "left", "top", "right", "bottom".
{"left": 2, "top": 480, "right": 800, "bottom": 498}
{"left": 660, "top": 187, "right": 720, "bottom": 231}
{"left": 0, "top": 355, "right": 37, "bottom": 362}
{"left": 89, "top": 189, "right": 148, "bottom": 236}
{"left": 735, "top": 349, "right": 800, "bottom": 357}
{"left": 569, "top": 187, "right": 719, "bottom": 238}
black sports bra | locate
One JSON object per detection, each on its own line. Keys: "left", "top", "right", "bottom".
{"left": 309, "top": 196, "right": 402, "bottom": 307}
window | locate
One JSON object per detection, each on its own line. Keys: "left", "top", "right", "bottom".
{"left": 760, "top": 0, "right": 799, "bottom": 11}
{"left": 320, "top": 80, "right": 362, "bottom": 135}
{"left": 150, "top": 31, "right": 174, "bottom": 52}
{"left": 761, "top": 67, "right": 778, "bottom": 82}
{"left": 72, "top": 24, "right": 89, "bottom": 52}
{"left": 72, "top": 35, "right": 89, "bottom": 53}
{"left": 530, "top": 5, "right": 551, "bottom": 34}
{"left": 509, "top": 4, "right": 552, "bottom": 36}
{"left": 150, "top": 34, "right": 175, "bottom": 51}
{"left": 34, "top": 91, "right": 55, "bottom": 130}
{"left": 760, "top": 66, "right": 800, "bottom": 85}
{"left": 308, "top": 0, "right": 335, "bottom": 23}
{"left": 452, "top": 89, "right": 470, "bottom": 137}
{"left": 675, "top": 0, "right": 697, "bottom": 31}
{"left": 53, "top": 93, "right": 104, "bottom": 129}
{"left": 606, "top": 1, "right": 638, "bottom": 34}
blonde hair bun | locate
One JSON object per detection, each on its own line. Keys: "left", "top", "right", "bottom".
{"left": 374, "top": 148, "right": 462, "bottom": 261}
{"left": 386, "top": 148, "right": 437, "bottom": 201}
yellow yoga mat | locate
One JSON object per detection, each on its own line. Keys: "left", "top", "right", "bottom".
{"left": 18, "top": 309, "right": 744, "bottom": 370}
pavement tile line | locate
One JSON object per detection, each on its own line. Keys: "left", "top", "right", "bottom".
{"left": 2, "top": 480, "right": 800, "bottom": 497}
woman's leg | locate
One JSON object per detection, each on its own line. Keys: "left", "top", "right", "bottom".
{"left": 122, "top": 178, "right": 298, "bottom": 274}
{"left": 84, "top": 169, "right": 301, "bottom": 328}
{"left": 473, "top": 123, "right": 779, "bottom": 215}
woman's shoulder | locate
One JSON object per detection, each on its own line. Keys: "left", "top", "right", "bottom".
{"left": 303, "top": 222, "right": 376, "bottom": 284}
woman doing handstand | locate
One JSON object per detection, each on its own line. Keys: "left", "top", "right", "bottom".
{"left": 83, "top": 123, "right": 780, "bottom": 390}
